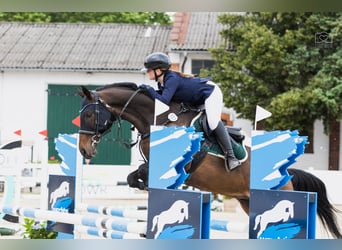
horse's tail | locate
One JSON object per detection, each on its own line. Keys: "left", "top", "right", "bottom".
{"left": 253, "top": 214, "right": 261, "bottom": 230}
{"left": 289, "top": 168, "right": 342, "bottom": 238}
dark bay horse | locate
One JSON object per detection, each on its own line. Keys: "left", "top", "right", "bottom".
{"left": 77, "top": 82, "right": 341, "bottom": 238}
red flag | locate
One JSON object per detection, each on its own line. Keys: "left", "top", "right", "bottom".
{"left": 72, "top": 115, "right": 80, "bottom": 127}
{"left": 14, "top": 129, "right": 21, "bottom": 136}
{"left": 39, "top": 129, "right": 48, "bottom": 137}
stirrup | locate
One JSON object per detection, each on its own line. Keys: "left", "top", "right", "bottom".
{"left": 224, "top": 156, "right": 241, "bottom": 172}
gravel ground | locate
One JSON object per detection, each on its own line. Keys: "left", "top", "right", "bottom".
{"left": 1, "top": 189, "right": 341, "bottom": 239}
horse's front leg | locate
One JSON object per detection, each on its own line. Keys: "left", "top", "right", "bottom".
{"left": 280, "top": 180, "right": 294, "bottom": 191}
{"left": 126, "top": 162, "right": 149, "bottom": 190}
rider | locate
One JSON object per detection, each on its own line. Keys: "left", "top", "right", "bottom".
{"left": 140, "top": 52, "right": 241, "bottom": 171}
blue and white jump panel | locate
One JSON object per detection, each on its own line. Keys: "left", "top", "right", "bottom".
{"left": 148, "top": 125, "right": 203, "bottom": 190}
{"left": 48, "top": 133, "right": 83, "bottom": 238}
{"left": 250, "top": 130, "right": 317, "bottom": 239}
{"left": 249, "top": 189, "right": 317, "bottom": 239}
{"left": 251, "top": 130, "right": 308, "bottom": 190}
{"left": 146, "top": 124, "right": 211, "bottom": 239}
{"left": 146, "top": 188, "right": 211, "bottom": 239}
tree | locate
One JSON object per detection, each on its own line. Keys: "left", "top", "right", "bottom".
{"left": 206, "top": 12, "right": 342, "bottom": 169}
{"left": 0, "top": 12, "right": 172, "bottom": 25}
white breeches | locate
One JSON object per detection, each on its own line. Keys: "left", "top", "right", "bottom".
{"left": 204, "top": 81, "right": 223, "bottom": 130}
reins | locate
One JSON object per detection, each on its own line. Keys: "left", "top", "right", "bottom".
{"left": 118, "top": 88, "right": 141, "bottom": 122}
{"left": 159, "top": 102, "right": 202, "bottom": 126}
{"left": 114, "top": 88, "right": 143, "bottom": 148}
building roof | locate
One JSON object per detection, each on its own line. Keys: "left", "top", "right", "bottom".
{"left": 0, "top": 22, "right": 171, "bottom": 72}
{"left": 0, "top": 13, "right": 232, "bottom": 72}
{"left": 170, "top": 12, "right": 232, "bottom": 52}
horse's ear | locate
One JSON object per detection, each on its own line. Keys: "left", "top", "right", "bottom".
{"left": 77, "top": 87, "right": 85, "bottom": 98}
{"left": 78, "top": 86, "right": 92, "bottom": 100}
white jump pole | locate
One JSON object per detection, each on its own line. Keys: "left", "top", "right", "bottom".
{"left": 0, "top": 206, "right": 147, "bottom": 234}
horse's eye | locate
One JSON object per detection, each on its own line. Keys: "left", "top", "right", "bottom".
{"left": 84, "top": 111, "right": 93, "bottom": 118}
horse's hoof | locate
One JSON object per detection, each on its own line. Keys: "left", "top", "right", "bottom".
{"left": 137, "top": 182, "right": 146, "bottom": 190}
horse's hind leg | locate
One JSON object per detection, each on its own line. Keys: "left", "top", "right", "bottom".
{"left": 237, "top": 198, "right": 249, "bottom": 214}
{"left": 236, "top": 181, "right": 293, "bottom": 214}
{"left": 280, "top": 180, "right": 294, "bottom": 191}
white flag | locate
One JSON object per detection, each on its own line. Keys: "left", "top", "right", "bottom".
{"left": 154, "top": 99, "right": 169, "bottom": 125}
{"left": 255, "top": 105, "right": 272, "bottom": 123}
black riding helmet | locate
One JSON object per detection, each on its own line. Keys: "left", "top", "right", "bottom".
{"left": 144, "top": 52, "right": 171, "bottom": 70}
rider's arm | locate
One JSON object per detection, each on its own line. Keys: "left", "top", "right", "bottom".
{"left": 145, "top": 75, "right": 180, "bottom": 105}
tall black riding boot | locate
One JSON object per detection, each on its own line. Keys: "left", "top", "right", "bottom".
{"left": 213, "top": 121, "right": 241, "bottom": 171}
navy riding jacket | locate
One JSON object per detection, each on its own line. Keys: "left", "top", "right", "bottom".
{"left": 147, "top": 71, "right": 214, "bottom": 106}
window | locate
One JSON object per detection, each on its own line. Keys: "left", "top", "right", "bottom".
{"left": 191, "top": 59, "right": 215, "bottom": 75}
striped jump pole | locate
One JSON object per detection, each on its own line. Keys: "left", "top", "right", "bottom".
{"left": 210, "top": 219, "right": 248, "bottom": 233}
{"left": 0, "top": 206, "right": 147, "bottom": 235}
{"left": 78, "top": 204, "right": 148, "bottom": 221}
{"left": 75, "top": 226, "right": 145, "bottom": 239}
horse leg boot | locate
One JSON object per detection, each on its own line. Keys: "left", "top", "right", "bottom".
{"left": 213, "top": 121, "right": 241, "bottom": 171}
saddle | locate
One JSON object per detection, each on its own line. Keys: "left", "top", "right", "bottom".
{"left": 191, "top": 111, "right": 247, "bottom": 161}
{"left": 196, "top": 112, "right": 245, "bottom": 143}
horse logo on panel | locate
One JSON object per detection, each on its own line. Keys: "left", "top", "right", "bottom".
{"left": 253, "top": 199, "right": 296, "bottom": 238}
{"left": 50, "top": 181, "right": 70, "bottom": 208}
{"left": 150, "top": 200, "right": 193, "bottom": 239}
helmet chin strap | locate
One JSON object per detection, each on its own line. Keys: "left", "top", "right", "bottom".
{"left": 153, "top": 69, "right": 165, "bottom": 82}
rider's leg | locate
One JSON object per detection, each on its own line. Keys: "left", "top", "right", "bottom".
{"left": 213, "top": 121, "right": 241, "bottom": 171}
{"left": 205, "top": 81, "right": 241, "bottom": 171}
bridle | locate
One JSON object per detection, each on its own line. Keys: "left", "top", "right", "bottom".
{"left": 79, "top": 88, "right": 142, "bottom": 150}
{"left": 79, "top": 91, "right": 115, "bottom": 149}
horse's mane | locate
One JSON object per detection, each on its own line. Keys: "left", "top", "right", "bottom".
{"left": 96, "top": 82, "right": 138, "bottom": 91}
{"left": 96, "top": 82, "right": 152, "bottom": 98}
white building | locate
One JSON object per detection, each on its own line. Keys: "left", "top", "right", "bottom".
{"left": 0, "top": 13, "right": 340, "bottom": 171}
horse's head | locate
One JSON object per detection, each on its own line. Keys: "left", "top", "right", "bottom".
{"left": 78, "top": 86, "right": 116, "bottom": 159}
